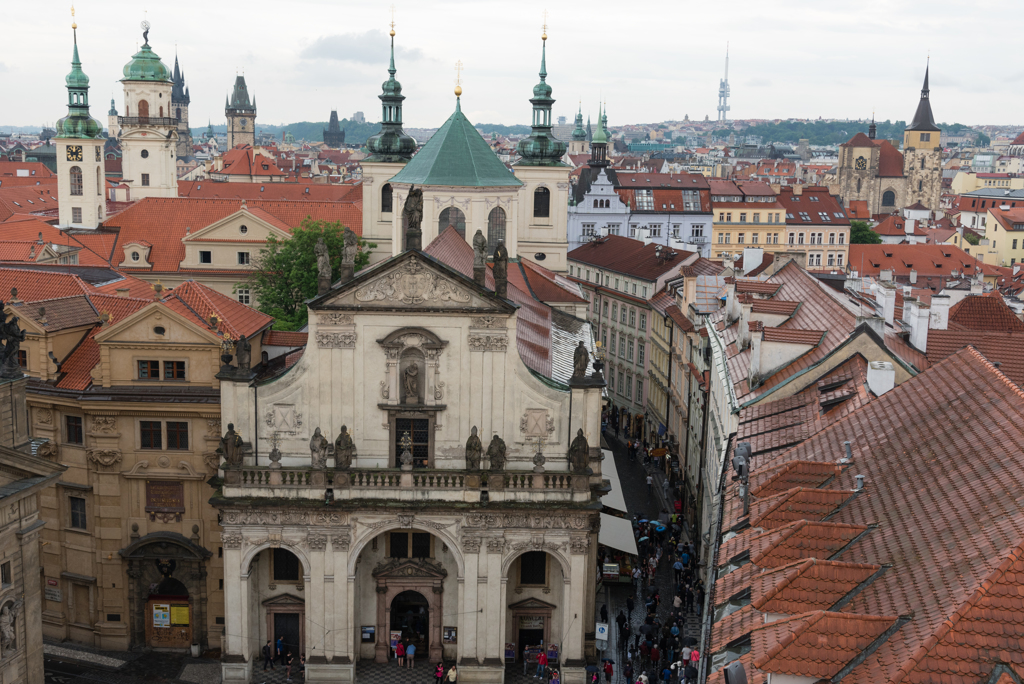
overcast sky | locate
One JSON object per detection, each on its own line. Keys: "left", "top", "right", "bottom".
{"left": 4, "top": 0, "right": 1022, "bottom": 130}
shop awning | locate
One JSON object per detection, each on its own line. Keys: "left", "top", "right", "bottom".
{"left": 599, "top": 513, "right": 638, "bottom": 556}
{"left": 600, "top": 448, "right": 627, "bottom": 513}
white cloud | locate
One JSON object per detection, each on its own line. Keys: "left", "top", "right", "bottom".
{"left": 301, "top": 30, "right": 424, "bottom": 64}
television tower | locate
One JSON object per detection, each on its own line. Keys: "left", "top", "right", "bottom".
{"left": 717, "top": 43, "right": 731, "bottom": 122}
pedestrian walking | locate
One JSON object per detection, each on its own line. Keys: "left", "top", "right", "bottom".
{"left": 435, "top": 662, "right": 445, "bottom": 684}
{"left": 285, "top": 651, "right": 294, "bottom": 682}
{"left": 601, "top": 604, "right": 609, "bottom": 624}
{"left": 276, "top": 636, "right": 285, "bottom": 665}
{"left": 396, "top": 640, "right": 405, "bottom": 666}
{"left": 647, "top": 474, "right": 654, "bottom": 494}
{"left": 626, "top": 595, "right": 635, "bottom": 618}
{"left": 616, "top": 610, "right": 627, "bottom": 633}
{"left": 299, "top": 653, "right": 306, "bottom": 678}
{"left": 406, "top": 641, "right": 416, "bottom": 668}
{"left": 604, "top": 659, "right": 614, "bottom": 683}
{"left": 673, "top": 559, "right": 683, "bottom": 584}
{"left": 536, "top": 649, "right": 548, "bottom": 679}
{"left": 446, "top": 664, "right": 459, "bottom": 682}
{"left": 262, "top": 640, "right": 275, "bottom": 671}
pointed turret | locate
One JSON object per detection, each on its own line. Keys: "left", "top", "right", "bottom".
{"left": 171, "top": 54, "right": 189, "bottom": 104}
{"left": 589, "top": 103, "right": 609, "bottom": 168}
{"left": 516, "top": 31, "right": 567, "bottom": 166}
{"left": 586, "top": 115, "right": 592, "bottom": 142}
{"left": 571, "top": 104, "right": 586, "bottom": 141}
{"left": 907, "top": 60, "right": 939, "bottom": 132}
{"left": 868, "top": 114, "right": 876, "bottom": 140}
{"left": 365, "top": 24, "right": 416, "bottom": 162}
{"left": 56, "top": 24, "right": 103, "bottom": 140}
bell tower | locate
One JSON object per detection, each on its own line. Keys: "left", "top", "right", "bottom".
{"left": 119, "top": 21, "right": 179, "bottom": 199}
{"left": 55, "top": 13, "right": 106, "bottom": 228}
{"left": 225, "top": 76, "right": 256, "bottom": 149}
{"left": 903, "top": 61, "right": 942, "bottom": 211}
{"left": 171, "top": 55, "right": 193, "bottom": 158}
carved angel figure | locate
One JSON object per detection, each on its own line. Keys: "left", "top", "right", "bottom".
{"left": 472, "top": 230, "right": 487, "bottom": 269}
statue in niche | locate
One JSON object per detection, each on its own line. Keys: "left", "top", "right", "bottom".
{"left": 465, "top": 426, "right": 483, "bottom": 470}
{"left": 472, "top": 230, "right": 487, "bottom": 269}
{"left": 571, "top": 340, "right": 589, "bottom": 380}
{"left": 403, "top": 362, "right": 420, "bottom": 404}
{"left": 309, "top": 427, "right": 329, "bottom": 469}
{"left": 334, "top": 425, "right": 355, "bottom": 470}
{"left": 219, "top": 423, "right": 243, "bottom": 466}
{"left": 568, "top": 428, "right": 590, "bottom": 474}
{"left": 486, "top": 435, "right": 507, "bottom": 471}
{"left": 0, "top": 604, "right": 16, "bottom": 656}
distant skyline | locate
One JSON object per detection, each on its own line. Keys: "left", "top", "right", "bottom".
{"left": 3, "top": 0, "right": 1022, "bottom": 130}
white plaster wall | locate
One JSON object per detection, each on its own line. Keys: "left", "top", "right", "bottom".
{"left": 502, "top": 553, "right": 565, "bottom": 653}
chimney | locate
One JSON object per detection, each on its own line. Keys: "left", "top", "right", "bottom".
{"left": 725, "top": 281, "right": 740, "bottom": 324}
{"left": 115, "top": 287, "right": 130, "bottom": 298}
{"left": 785, "top": 250, "right": 806, "bottom": 270}
{"left": 856, "top": 315, "right": 885, "bottom": 339}
{"left": 747, "top": 321, "right": 764, "bottom": 387}
{"left": 738, "top": 295, "right": 754, "bottom": 350}
{"left": 876, "top": 282, "right": 896, "bottom": 325}
{"left": 970, "top": 271, "right": 984, "bottom": 295}
{"left": 904, "top": 297, "right": 930, "bottom": 352}
{"left": 929, "top": 294, "right": 950, "bottom": 329}
{"left": 879, "top": 268, "right": 893, "bottom": 283}
{"left": 909, "top": 269, "right": 917, "bottom": 284}
{"left": 866, "top": 361, "right": 895, "bottom": 396}
{"left": 742, "top": 247, "right": 764, "bottom": 275}
{"left": 854, "top": 474, "right": 865, "bottom": 491}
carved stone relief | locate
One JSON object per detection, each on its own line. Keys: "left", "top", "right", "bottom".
{"left": 520, "top": 409, "right": 555, "bottom": 437}
{"left": 471, "top": 316, "right": 505, "bottom": 329}
{"left": 316, "top": 331, "right": 357, "bottom": 349}
{"left": 86, "top": 449, "right": 122, "bottom": 468}
{"left": 265, "top": 405, "right": 303, "bottom": 433}
{"left": 92, "top": 416, "right": 118, "bottom": 434}
{"left": 318, "top": 313, "right": 354, "bottom": 326}
{"left": 467, "top": 334, "right": 508, "bottom": 352}
{"left": 355, "top": 257, "right": 472, "bottom": 306}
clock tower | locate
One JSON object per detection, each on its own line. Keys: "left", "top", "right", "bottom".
{"left": 225, "top": 76, "right": 256, "bottom": 149}
{"left": 118, "top": 21, "right": 179, "bottom": 199}
{"left": 56, "top": 18, "right": 106, "bottom": 229}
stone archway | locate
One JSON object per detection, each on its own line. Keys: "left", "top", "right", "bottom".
{"left": 120, "top": 531, "right": 212, "bottom": 651}
{"left": 372, "top": 557, "right": 447, "bottom": 665}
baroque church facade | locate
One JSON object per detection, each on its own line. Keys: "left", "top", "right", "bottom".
{"left": 836, "top": 64, "right": 942, "bottom": 215}
{"left": 216, "top": 29, "right": 603, "bottom": 684}
{"left": 360, "top": 30, "right": 572, "bottom": 273}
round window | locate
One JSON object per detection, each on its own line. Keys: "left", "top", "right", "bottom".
{"left": 239, "top": 225, "right": 248, "bottom": 235}
{"left": 153, "top": 326, "right": 166, "bottom": 335}
{"left": 131, "top": 251, "right": 140, "bottom": 262}
{"left": 141, "top": 150, "right": 149, "bottom": 159}
{"left": 534, "top": 253, "right": 547, "bottom": 261}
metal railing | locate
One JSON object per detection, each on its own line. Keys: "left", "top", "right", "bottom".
{"left": 118, "top": 116, "right": 178, "bottom": 127}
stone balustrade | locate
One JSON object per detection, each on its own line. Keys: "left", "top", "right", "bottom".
{"left": 221, "top": 465, "right": 592, "bottom": 504}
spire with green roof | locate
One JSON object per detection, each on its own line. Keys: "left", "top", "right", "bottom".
{"left": 589, "top": 103, "right": 609, "bottom": 167}
{"left": 121, "top": 25, "right": 171, "bottom": 83}
{"left": 56, "top": 24, "right": 103, "bottom": 139}
{"left": 516, "top": 31, "right": 566, "bottom": 166}
{"left": 571, "top": 103, "right": 586, "bottom": 141}
{"left": 365, "top": 23, "right": 416, "bottom": 162}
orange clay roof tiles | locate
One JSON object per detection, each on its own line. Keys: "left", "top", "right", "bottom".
{"left": 926, "top": 330, "right": 1024, "bottom": 388}
{"left": 161, "top": 281, "right": 273, "bottom": 339}
{"left": 177, "top": 180, "right": 360, "bottom": 203}
{"left": 760, "top": 327, "right": 825, "bottom": 346}
{"left": 750, "top": 299, "right": 799, "bottom": 316}
{"left": 750, "top": 461, "right": 842, "bottom": 498}
{"left": 0, "top": 266, "right": 93, "bottom": 301}
{"left": 746, "top": 520, "right": 870, "bottom": 569}
{"left": 716, "top": 347, "right": 1024, "bottom": 684}
{"left": 735, "top": 280, "right": 783, "bottom": 296}
{"left": 263, "top": 330, "right": 308, "bottom": 347}
{"left": 746, "top": 487, "right": 854, "bottom": 530}
{"left": 11, "top": 295, "right": 98, "bottom": 330}
{"left": 568, "top": 234, "right": 695, "bottom": 280}
{"left": 946, "top": 294, "right": 1024, "bottom": 331}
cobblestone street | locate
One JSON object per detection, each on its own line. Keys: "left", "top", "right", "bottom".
{"left": 599, "top": 432, "right": 701, "bottom": 684}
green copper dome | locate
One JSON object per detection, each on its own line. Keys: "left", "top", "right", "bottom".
{"left": 516, "top": 36, "right": 566, "bottom": 167}
{"left": 365, "top": 31, "right": 416, "bottom": 162}
{"left": 122, "top": 34, "right": 171, "bottom": 82}
{"left": 571, "top": 105, "right": 586, "bottom": 141}
{"left": 56, "top": 29, "right": 104, "bottom": 140}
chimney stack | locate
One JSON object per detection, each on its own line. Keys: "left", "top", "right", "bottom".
{"left": 855, "top": 474, "right": 865, "bottom": 491}
{"left": 115, "top": 288, "right": 130, "bottom": 298}
{"left": 737, "top": 294, "right": 754, "bottom": 350}
{"left": 929, "top": 294, "right": 950, "bottom": 329}
{"left": 747, "top": 321, "right": 764, "bottom": 387}
{"left": 903, "top": 298, "right": 930, "bottom": 352}
{"left": 866, "top": 361, "right": 895, "bottom": 396}
{"left": 875, "top": 282, "right": 896, "bottom": 325}
{"left": 856, "top": 315, "right": 886, "bottom": 339}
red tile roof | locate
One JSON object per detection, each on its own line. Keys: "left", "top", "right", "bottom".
{"left": 946, "top": 294, "right": 1024, "bottom": 331}
{"left": 178, "top": 180, "right": 360, "bottom": 203}
{"left": 57, "top": 294, "right": 152, "bottom": 390}
{"left": 734, "top": 280, "right": 782, "bottom": 296}
{"left": 0, "top": 266, "right": 93, "bottom": 301}
{"left": 747, "top": 487, "right": 854, "bottom": 530}
{"left": 518, "top": 258, "right": 587, "bottom": 304}
{"left": 926, "top": 331, "right": 1024, "bottom": 387}
{"left": 568, "top": 235, "right": 695, "bottom": 281}
{"left": 215, "top": 145, "right": 287, "bottom": 177}
{"left": 0, "top": 183, "right": 59, "bottom": 221}
{"left": 751, "top": 299, "right": 799, "bottom": 316}
{"left": 263, "top": 330, "right": 308, "bottom": 347}
{"left": 848, "top": 243, "right": 1002, "bottom": 280}
{"left": 161, "top": 280, "right": 273, "bottom": 339}
{"left": 751, "top": 559, "right": 881, "bottom": 615}
{"left": 876, "top": 140, "right": 905, "bottom": 178}
{"left": 0, "top": 161, "right": 56, "bottom": 178}
{"left": 761, "top": 327, "right": 825, "bottom": 346}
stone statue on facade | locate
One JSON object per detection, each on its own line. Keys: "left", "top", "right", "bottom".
{"left": 315, "top": 237, "right": 332, "bottom": 295}
{"left": 403, "top": 363, "right": 419, "bottom": 404}
{"left": 568, "top": 428, "right": 591, "bottom": 475}
{"left": 472, "top": 230, "right": 487, "bottom": 269}
{"left": 0, "top": 309, "right": 26, "bottom": 378}
{"left": 403, "top": 186, "right": 424, "bottom": 250}
{"left": 310, "top": 428, "right": 329, "bottom": 469}
{"left": 334, "top": 425, "right": 355, "bottom": 470}
{"left": 342, "top": 227, "right": 358, "bottom": 266}
{"left": 235, "top": 333, "right": 251, "bottom": 372}
{"left": 219, "top": 423, "right": 243, "bottom": 466}
{"left": 571, "top": 340, "right": 589, "bottom": 381}
{"left": 465, "top": 426, "right": 483, "bottom": 470}
{"left": 492, "top": 241, "right": 509, "bottom": 299}
{"left": 0, "top": 604, "right": 15, "bottom": 655}
{"left": 486, "top": 434, "right": 507, "bottom": 471}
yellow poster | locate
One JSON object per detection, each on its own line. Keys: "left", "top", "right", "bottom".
{"left": 170, "top": 605, "right": 190, "bottom": 625}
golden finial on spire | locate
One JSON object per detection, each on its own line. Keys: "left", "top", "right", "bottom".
{"left": 454, "top": 60, "right": 463, "bottom": 98}
{"left": 542, "top": 10, "right": 548, "bottom": 41}
{"left": 71, "top": 4, "right": 77, "bottom": 29}
{"left": 389, "top": 4, "right": 396, "bottom": 36}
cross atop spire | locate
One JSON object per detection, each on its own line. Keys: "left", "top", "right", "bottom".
{"left": 454, "top": 60, "right": 463, "bottom": 98}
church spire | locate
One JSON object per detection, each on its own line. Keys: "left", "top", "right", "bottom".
{"left": 364, "top": 17, "right": 416, "bottom": 162}
{"left": 516, "top": 27, "right": 566, "bottom": 166}
{"left": 56, "top": 17, "right": 103, "bottom": 140}
{"left": 589, "top": 103, "right": 609, "bottom": 168}
{"left": 907, "top": 58, "right": 939, "bottom": 132}
{"left": 571, "top": 102, "right": 586, "bottom": 141}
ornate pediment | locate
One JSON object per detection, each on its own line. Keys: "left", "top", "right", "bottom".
{"left": 372, "top": 557, "right": 448, "bottom": 580}
{"left": 262, "top": 593, "right": 305, "bottom": 606}
{"left": 508, "top": 597, "right": 557, "bottom": 611}
{"left": 311, "top": 253, "right": 514, "bottom": 313}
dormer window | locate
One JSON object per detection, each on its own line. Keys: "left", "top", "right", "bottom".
{"left": 131, "top": 251, "right": 140, "bottom": 262}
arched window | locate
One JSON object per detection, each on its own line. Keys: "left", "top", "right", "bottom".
{"left": 533, "top": 187, "right": 550, "bottom": 218}
{"left": 158, "top": 106, "right": 163, "bottom": 118}
{"left": 69, "top": 166, "right": 83, "bottom": 196}
{"left": 137, "top": 100, "right": 149, "bottom": 119}
{"left": 881, "top": 190, "right": 896, "bottom": 207}
{"left": 487, "top": 207, "right": 507, "bottom": 253}
{"left": 381, "top": 183, "right": 393, "bottom": 213}
{"left": 438, "top": 206, "right": 466, "bottom": 239}
{"left": 593, "top": 199, "right": 599, "bottom": 208}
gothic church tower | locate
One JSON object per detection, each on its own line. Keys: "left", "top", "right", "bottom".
{"left": 903, "top": 62, "right": 942, "bottom": 211}
{"left": 225, "top": 76, "right": 256, "bottom": 149}
{"left": 171, "top": 56, "right": 193, "bottom": 158}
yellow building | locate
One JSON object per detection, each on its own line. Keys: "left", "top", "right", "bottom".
{"left": 985, "top": 206, "right": 1024, "bottom": 266}
{"left": 951, "top": 171, "right": 1024, "bottom": 194}
{"left": 710, "top": 181, "right": 787, "bottom": 260}
{"left": 3, "top": 269, "right": 274, "bottom": 652}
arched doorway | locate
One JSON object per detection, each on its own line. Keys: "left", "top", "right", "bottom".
{"left": 390, "top": 590, "right": 429, "bottom": 656}
{"left": 505, "top": 551, "right": 566, "bottom": 664}
{"left": 146, "top": 574, "right": 192, "bottom": 649}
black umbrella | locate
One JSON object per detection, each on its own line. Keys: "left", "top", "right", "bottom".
{"left": 681, "top": 636, "right": 698, "bottom": 646}
{"left": 639, "top": 624, "right": 653, "bottom": 635}
{"left": 586, "top": 665, "right": 599, "bottom": 672}
{"left": 602, "top": 658, "right": 616, "bottom": 664}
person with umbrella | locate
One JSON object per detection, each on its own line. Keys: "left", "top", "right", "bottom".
{"left": 603, "top": 659, "right": 614, "bottom": 683}
{"left": 683, "top": 663, "right": 697, "bottom": 684}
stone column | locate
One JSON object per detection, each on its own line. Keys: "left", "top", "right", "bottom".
{"left": 307, "top": 536, "right": 326, "bottom": 662}
{"left": 430, "top": 583, "right": 444, "bottom": 664}
{"left": 17, "top": 518, "right": 45, "bottom": 684}
{"left": 373, "top": 583, "right": 388, "bottom": 663}
{"left": 560, "top": 542, "right": 590, "bottom": 684}
{"left": 460, "top": 539, "right": 480, "bottom": 664}
{"left": 483, "top": 542, "right": 503, "bottom": 663}
{"left": 221, "top": 539, "right": 252, "bottom": 684}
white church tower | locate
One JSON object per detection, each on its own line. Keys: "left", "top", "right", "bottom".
{"left": 118, "top": 21, "right": 178, "bottom": 199}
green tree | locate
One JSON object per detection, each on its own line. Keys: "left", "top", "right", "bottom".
{"left": 849, "top": 220, "right": 881, "bottom": 244}
{"left": 245, "top": 218, "right": 375, "bottom": 331}
{"left": 963, "top": 231, "right": 980, "bottom": 246}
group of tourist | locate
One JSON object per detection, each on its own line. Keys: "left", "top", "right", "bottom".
{"left": 261, "top": 637, "right": 304, "bottom": 681}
